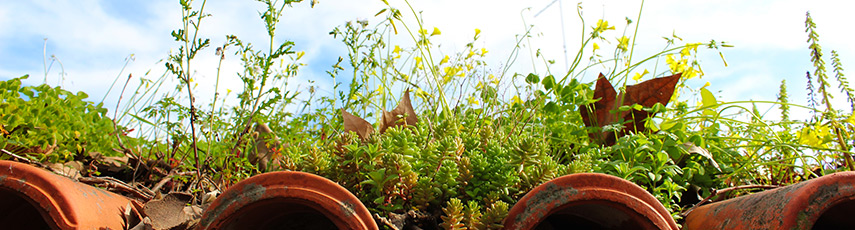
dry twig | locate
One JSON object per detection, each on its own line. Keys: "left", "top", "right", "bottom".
{"left": 80, "top": 176, "right": 155, "bottom": 201}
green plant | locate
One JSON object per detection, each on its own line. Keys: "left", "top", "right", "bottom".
{"left": 6, "top": 0, "right": 855, "bottom": 228}
{"left": 1, "top": 75, "right": 118, "bottom": 163}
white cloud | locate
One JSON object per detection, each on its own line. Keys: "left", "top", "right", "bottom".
{"left": 2, "top": 0, "right": 855, "bottom": 123}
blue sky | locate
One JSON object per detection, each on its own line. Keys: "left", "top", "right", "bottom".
{"left": 1, "top": 0, "right": 854, "bottom": 122}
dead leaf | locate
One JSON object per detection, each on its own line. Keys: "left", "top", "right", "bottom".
{"left": 201, "top": 190, "right": 220, "bottom": 205}
{"left": 580, "top": 73, "right": 681, "bottom": 146}
{"left": 342, "top": 91, "right": 418, "bottom": 140}
{"left": 129, "top": 217, "right": 153, "bottom": 230}
{"left": 47, "top": 161, "right": 83, "bottom": 180}
{"left": 342, "top": 109, "right": 374, "bottom": 139}
{"left": 143, "top": 192, "right": 200, "bottom": 230}
{"left": 380, "top": 90, "right": 419, "bottom": 133}
{"left": 250, "top": 122, "right": 282, "bottom": 171}
{"left": 123, "top": 203, "right": 142, "bottom": 230}
{"left": 682, "top": 142, "right": 720, "bottom": 171}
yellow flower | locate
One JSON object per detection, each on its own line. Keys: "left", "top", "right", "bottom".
{"left": 511, "top": 95, "right": 523, "bottom": 106}
{"left": 414, "top": 56, "right": 424, "bottom": 70}
{"left": 415, "top": 88, "right": 429, "bottom": 100}
{"left": 632, "top": 69, "right": 650, "bottom": 81}
{"left": 680, "top": 47, "right": 691, "bottom": 57}
{"left": 680, "top": 42, "right": 703, "bottom": 57}
{"left": 617, "top": 36, "right": 630, "bottom": 52}
{"left": 594, "top": 19, "right": 615, "bottom": 34}
{"left": 375, "top": 85, "right": 384, "bottom": 94}
{"left": 393, "top": 45, "right": 402, "bottom": 54}
{"left": 431, "top": 27, "right": 441, "bottom": 36}
{"left": 474, "top": 28, "right": 481, "bottom": 37}
{"left": 467, "top": 95, "right": 480, "bottom": 105}
{"left": 683, "top": 66, "right": 697, "bottom": 79}
{"left": 666, "top": 54, "right": 688, "bottom": 73}
{"left": 703, "top": 82, "right": 711, "bottom": 88}
{"left": 440, "top": 55, "right": 450, "bottom": 65}
{"left": 481, "top": 48, "right": 488, "bottom": 56}
{"left": 467, "top": 50, "right": 476, "bottom": 59}
{"left": 798, "top": 125, "right": 832, "bottom": 148}
{"left": 419, "top": 29, "right": 427, "bottom": 35}
{"left": 592, "top": 42, "right": 600, "bottom": 51}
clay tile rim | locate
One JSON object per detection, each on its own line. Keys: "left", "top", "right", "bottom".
{"left": 199, "top": 170, "right": 378, "bottom": 230}
{"left": 504, "top": 173, "right": 678, "bottom": 230}
{"left": 685, "top": 171, "right": 855, "bottom": 230}
{"left": 0, "top": 160, "right": 142, "bottom": 230}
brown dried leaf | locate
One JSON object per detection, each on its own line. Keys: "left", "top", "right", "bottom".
{"left": 580, "top": 73, "right": 619, "bottom": 144}
{"left": 47, "top": 161, "right": 83, "bottom": 179}
{"left": 342, "top": 109, "right": 374, "bottom": 140}
{"left": 380, "top": 90, "right": 418, "bottom": 133}
{"left": 682, "top": 142, "right": 720, "bottom": 171}
{"left": 143, "top": 192, "right": 199, "bottom": 230}
{"left": 580, "top": 73, "right": 682, "bottom": 146}
{"left": 250, "top": 122, "right": 282, "bottom": 171}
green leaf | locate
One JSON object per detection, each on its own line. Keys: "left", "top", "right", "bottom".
{"left": 375, "top": 8, "right": 387, "bottom": 17}
{"left": 542, "top": 75, "right": 555, "bottom": 90}
{"left": 701, "top": 88, "right": 717, "bottom": 107}
{"left": 129, "top": 114, "right": 156, "bottom": 126}
{"left": 525, "top": 73, "right": 540, "bottom": 84}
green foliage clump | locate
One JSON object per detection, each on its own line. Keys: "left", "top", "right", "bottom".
{"left": 1, "top": 75, "right": 119, "bottom": 162}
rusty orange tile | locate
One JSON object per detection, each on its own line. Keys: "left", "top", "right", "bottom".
{"left": 198, "top": 171, "right": 378, "bottom": 230}
{"left": 685, "top": 171, "right": 855, "bottom": 230}
{"left": 504, "top": 173, "right": 679, "bottom": 230}
{"left": 0, "top": 160, "right": 141, "bottom": 230}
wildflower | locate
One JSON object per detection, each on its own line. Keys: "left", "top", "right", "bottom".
{"left": 467, "top": 95, "right": 480, "bottom": 105}
{"left": 681, "top": 43, "right": 702, "bottom": 57}
{"left": 798, "top": 125, "right": 832, "bottom": 148}
{"left": 617, "top": 36, "right": 630, "bottom": 52}
{"left": 431, "top": 27, "right": 441, "bottom": 36}
{"left": 666, "top": 54, "right": 688, "bottom": 74}
{"left": 632, "top": 69, "right": 649, "bottom": 81}
{"left": 592, "top": 42, "right": 600, "bottom": 51}
{"left": 414, "top": 56, "right": 424, "bottom": 70}
{"left": 511, "top": 95, "right": 523, "bottom": 106}
{"left": 594, "top": 19, "right": 615, "bottom": 34}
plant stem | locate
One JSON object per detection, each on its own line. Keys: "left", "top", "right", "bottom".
{"left": 624, "top": 0, "right": 644, "bottom": 80}
{"left": 180, "top": 0, "right": 208, "bottom": 195}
